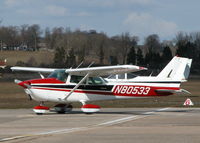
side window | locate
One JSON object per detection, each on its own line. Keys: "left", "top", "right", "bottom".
{"left": 107, "top": 75, "right": 117, "bottom": 79}
{"left": 92, "top": 77, "right": 103, "bottom": 84}
{"left": 70, "top": 76, "right": 104, "bottom": 85}
{"left": 87, "top": 78, "right": 94, "bottom": 84}
{"left": 70, "top": 75, "right": 83, "bottom": 83}
{"left": 87, "top": 77, "right": 103, "bottom": 85}
{"left": 118, "top": 74, "right": 125, "bottom": 79}
{"left": 127, "top": 73, "right": 137, "bottom": 79}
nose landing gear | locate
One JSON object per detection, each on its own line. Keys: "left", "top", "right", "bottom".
{"left": 33, "top": 102, "right": 49, "bottom": 115}
{"left": 81, "top": 104, "right": 101, "bottom": 114}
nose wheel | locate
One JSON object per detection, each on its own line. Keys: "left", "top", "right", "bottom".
{"left": 33, "top": 102, "right": 49, "bottom": 115}
{"left": 81, "top": 104, "right": 101, "bottom": 114}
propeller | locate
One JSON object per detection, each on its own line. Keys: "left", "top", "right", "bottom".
{"left": 14, "top": 79, "right": 32, "bottom": 100}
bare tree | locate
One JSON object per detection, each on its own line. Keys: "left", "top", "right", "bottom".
{"left": 118, "top": 33, "right": 138, "bottom": 64}
{"left": 145, "top": 34, "right": 161, "bottom": 53}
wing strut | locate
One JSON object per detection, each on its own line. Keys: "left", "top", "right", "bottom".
{"left": 39, "top": 72, "right": 45, "bottom": 79}
{"left": 63, "top": 73, "right": 90, "bottom": 100}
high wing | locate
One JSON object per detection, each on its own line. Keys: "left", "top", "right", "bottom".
{"left": 62, "top": 65, "right": 146, "bottom": 100}
{"left": 65, "top": 65, "right": 147, "bottom": 76}
{"left": 11, "top": 65, "right": 147, "bottom": 76}
{"left": 11, "top": 67, "right": 58, "bottom": 73}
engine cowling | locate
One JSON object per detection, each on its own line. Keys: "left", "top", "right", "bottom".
{"left": 81, "top": 104, "right": 101, "bottom": 113}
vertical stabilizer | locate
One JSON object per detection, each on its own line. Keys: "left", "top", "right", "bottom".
{"left": 157, "top": 56, "right": 192, "bottom": 81}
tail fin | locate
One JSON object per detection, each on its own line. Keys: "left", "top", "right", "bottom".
{"left": 157, "top": 56, "right": 192, "bottom": 81}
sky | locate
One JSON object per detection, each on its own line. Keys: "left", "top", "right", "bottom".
{"left": 0, "top": 0, "right": 200, "bottom": 42}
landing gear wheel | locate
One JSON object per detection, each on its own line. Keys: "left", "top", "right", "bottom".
{"left": 33, "top": 105, "right": 49, "bottom": 115}
{"left": 36, "top": 113, "right": 43, "bottom": 115}
{"left": 54, "top": 104, "right": 73, "bottom": 114}
{"left": 66, "top": 104, "right": 73, "bottom": 112}
{"left": 81, "top": 104, "right": 100, "bottom": 114}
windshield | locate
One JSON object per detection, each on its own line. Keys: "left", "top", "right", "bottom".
{"left": 48, "top": 70, "right": 68, "bottom": 82}
{"left": 48, "top": 70, "right": 106, "bottom": 84}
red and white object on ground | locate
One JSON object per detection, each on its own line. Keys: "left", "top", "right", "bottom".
{"left": 81, "top": 104, "right": 101, "bottom": 113}
{"left": 33, "top": 105, "right": 50, "bottom": 114}
{"left": 183, "top": 98, "right": 194, "bottom": 106}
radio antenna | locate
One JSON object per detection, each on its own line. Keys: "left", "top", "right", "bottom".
{"left": 76, "top": 61, "right": 84, "bottom": 69}
{"left": 88, "top": 61, "right": 94, "bottom": 68}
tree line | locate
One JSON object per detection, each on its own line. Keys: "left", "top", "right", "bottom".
{"left": 0, "top": 24, "right": 200, "bottom": 74}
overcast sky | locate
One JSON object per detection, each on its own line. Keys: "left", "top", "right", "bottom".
{"left": 0, "top": 0, "right": 200, "bottom": 41}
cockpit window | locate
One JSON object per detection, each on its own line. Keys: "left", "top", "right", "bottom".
{"left": 88, "top": 77, "right": 104, "bottom": 85}
{"left": 118, "top": 74, "right": 125, "bottom": 79}
{"left": 70, "top": 75, "right": 83, "bottom": 84}
{"left": 107, "top": 74, "right": 117, "bottom": 79}
{"left": 107, "top": 73, "right": 137, "bottom": 79}
{"left": 127, "top": 73, "right": 137, "bottom": 79}
{"left": 70, "top": 75, "right": 104, "bottom": 85}
{"left": 48, "top": 70, "right": 68, "bottom": 82}
{"left": 48, "top": 70, "right": 105, "bottom": 85}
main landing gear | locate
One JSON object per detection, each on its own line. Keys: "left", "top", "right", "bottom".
{"left": 54, "top": 104, "right": 73, "bottom": 114}
{"left": 33, "top": 102, "right": 101, "bottom": 115}
{"left": 33, "top": 102, "right": 73, "bottom": 115}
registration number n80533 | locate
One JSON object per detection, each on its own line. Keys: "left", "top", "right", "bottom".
{"left": 113, "top": 85, "right": 151, "bottom": 95}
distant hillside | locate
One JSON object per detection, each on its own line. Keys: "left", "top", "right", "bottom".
{"left": 0, "top": 51, "right": 54, "bottom": 66}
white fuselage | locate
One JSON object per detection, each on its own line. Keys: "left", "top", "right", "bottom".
{"left": 26, "top": 81, "right": 180, "bottom": 103}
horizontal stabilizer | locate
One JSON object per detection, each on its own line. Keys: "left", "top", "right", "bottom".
{"left": 155, "top": 89, "right": 191, "bottom": 95}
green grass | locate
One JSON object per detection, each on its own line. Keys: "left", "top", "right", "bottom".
{"left": 0, "top": 79, "right": 199, "bottom": 109}
{"left": 0, "top": 51, "right": 54, "bottom": 66}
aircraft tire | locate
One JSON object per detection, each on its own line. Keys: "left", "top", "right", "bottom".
{"left": 54, "top": 104, "right": 73, "bottom": 114}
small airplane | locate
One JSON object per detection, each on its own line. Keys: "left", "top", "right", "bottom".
{"left": 11, "top": 65, "right": 146, "bottom": 114}
{"left": 11, "top": 56, "right": 191, "bottom": 114}
{"left": 105, "top": 56, "right": 192, "bottom": 83}
{"left": 0, "top": 59, "right": 7, "bottom": 69}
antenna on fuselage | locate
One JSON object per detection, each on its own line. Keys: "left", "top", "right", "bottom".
{"left": 149, "top": 71, "right": 153, "bottom": 77}
{"left": 39, "top": 72, "right": 45, "bottom": 79}
{"left": 76, "top": 61, "right": 84, "bottom": 69}
{"left": 88, "top": 61, "right": 94, "bottom": 68}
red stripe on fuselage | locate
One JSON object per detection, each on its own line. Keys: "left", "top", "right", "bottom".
{"left": 32, "top": 85, "right": 179, "bottom": 97}
{"left": 28, "top": 78, "right": 64, "bottom": 84}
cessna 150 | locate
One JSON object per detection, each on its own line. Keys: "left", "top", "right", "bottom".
{"left": 11, "top": 56, "right": 191, "bottom": 114}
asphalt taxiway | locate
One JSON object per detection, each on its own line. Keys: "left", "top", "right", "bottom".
{"left": 0, "top": 108, "right": 200, "bottom": 143}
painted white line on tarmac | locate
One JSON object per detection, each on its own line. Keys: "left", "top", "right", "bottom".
{"left": 98, "top": 115, "right": 138, "bottom": 126}
{"left": 0, "top": 107, "right": 170, "bottom": 142}
{"left": 0, "top": 127, "right": 88, "bottom": 142}
{"left": 98, "top": 107, "right": 170, "bottom": 126}
{"left": 143, "top": 107, "right": 170, "bottom": 115}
